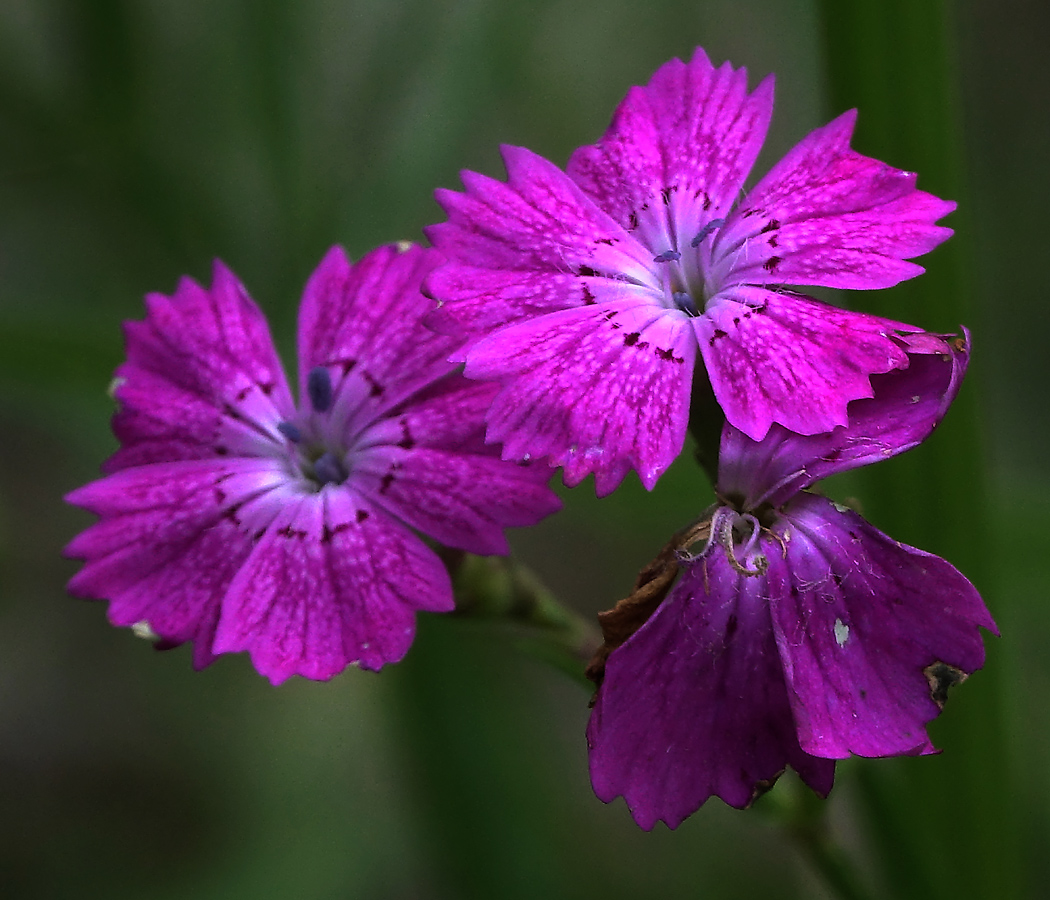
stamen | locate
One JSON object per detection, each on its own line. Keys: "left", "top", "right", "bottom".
{"left": 653, "top": 250, "right": 681, "bottom": 263}
{"left": 307, "top": 366, "right": 334, "bottom": 413}
{"left": 672, "top": 291, "right": 700, "bottom": 317}
{"left": 690, "top": 217, "right": 725, "bottom": 248}
{"left": 277, "top": 421, "right": 303, "bottom": 443}
{"left": 735, "top": 513, "right": 762, "bottom": 558}
{"left": 713, "top": 507, "right": 767, "bottom": 577}
{"left": 313, "top": 451, "right": 348, "bottom": 487}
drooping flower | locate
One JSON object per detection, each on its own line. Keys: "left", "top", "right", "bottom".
{"left": 424, "top": 48, "right": 955, "bottom": 495}
{"left": 586, "top": 331, "right": 994, "bottom": 829}
{"left": 65, "top": 243, "right": 561, "bottom": 684}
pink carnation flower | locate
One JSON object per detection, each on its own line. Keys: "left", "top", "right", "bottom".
{"left": 65, "top": 243, "right": 560, "bottom": 683}
{"left": 587, "top": 332, "right": 995, "bottom": 828}
{"left": 425, "top": 48, "right": 956, "bottom": 495}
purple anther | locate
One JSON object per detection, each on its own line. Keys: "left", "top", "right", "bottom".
{"left": 277, "top": 422, "right": 303, "bottom": 443}
{"left": 672, "top": 292, "right": 700, "bottom": 317}
{"left": 654, "top": 250, "right": 681, "bottom": 263}
{"left": 313, "top": 451, "right": 348, "bottom": 487}
{"left": 690, "top": 218, "right": 725, "bottom": 247}
{"left": 307, "top": 366, "right": 334, "bottom": 413}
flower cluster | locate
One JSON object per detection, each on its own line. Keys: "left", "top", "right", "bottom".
{"left": 421, "top": 47, "right": 993, "bottom": 826}
{"left": 66, "top": 47, "right": 992, "bottom": 827}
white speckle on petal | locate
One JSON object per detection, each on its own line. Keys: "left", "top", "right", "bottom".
{"left": 834, "top": 618, "right": 849, "bottom": 647}
{"left": 131, "top": 620, "right": 159, "bottom": 641}
{"left": 396, "top": 240, "right": 414, "bottom": 253}
{"left": 832, "top": 501, "right": 850, "bottom": 514}
{"left": 911, "top": 395, "right": 921, "bottom": 403}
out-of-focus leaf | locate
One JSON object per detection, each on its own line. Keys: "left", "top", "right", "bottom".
{"left": 818, "top": 3, "right": 1022, "bottom": 899}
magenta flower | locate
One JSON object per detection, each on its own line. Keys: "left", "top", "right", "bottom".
{"left": 586, "top": 332, "right": 995, "bottom": 829}
{"left": 424, "top": 48, "right": 955, "bottom": 495}
{"left": 65, "top": 243, "right": 561, "bottom": 683}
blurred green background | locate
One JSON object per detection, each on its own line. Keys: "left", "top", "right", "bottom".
{"left": 0, "top": 0, "right": 1046, "bottom": 897}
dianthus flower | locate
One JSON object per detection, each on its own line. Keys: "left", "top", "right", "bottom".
{"left": 65, "top": 243, "right": 560, "bottom": 683}
{"left": 424, "top": 48, "right": 955, "bottom": 495}
{"left": 586, "top": 331, "right": 994, "bottom": 829}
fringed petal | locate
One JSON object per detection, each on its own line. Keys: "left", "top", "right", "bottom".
{"left": 568, "top": 47, "right": 774, "bottom": 253}
{"left": 588, "top": 547, "right": 835, "bottom": 829}
{"left": 296, "top": 244, "right": 464, "bottom": 437}
{"left": 717, "top": 330, "right": 969, "bottom": 506}
{"left": 715, "top": 111, "right": 955, "bottom": 292}
{"left": 108, "top": 263, "right": 295, "bottom": 471}
{"left": 696, "top": 287, "right": 914, "bottom": 440}
{"left": 65, "top": 458, "right": 290, "bottom": 669}
{"left": 212, "top": 488, "right": 453, "bottom": 683}
{"left": 771, "top": 495, "right": 995, "bottom": 758}
{"left": 462, "top": 300, "right": 697, "bottom": 494}
{"left": 424, "top": 145, "right": 656, "bottom": 340}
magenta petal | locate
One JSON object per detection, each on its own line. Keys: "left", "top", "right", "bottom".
{"left": 354, "top": 378, "right": 560, "bottom": 554}
{"left": 424, "top": 145, "right": 656, "bottom": 336}
{"left": 108, "top": 263, "right": 296, "bottom": 471}
{"left": 423, "top": 267, "right": 599, "bottom": 345}
{"left": 718, "top": 330, "right": 969, "bottom": 506}
{"left": 716, "top": 110, "right": 955, "bottom": 291}
{"left": 296, "top": 243, "right": 464, "bottom": 435}
{"left": 696, "top": 287, "right": 914, "bottom": 440}
{"left": 568, "top": 48, "right": 774, "bottom": 250}
{"left": 354, "top": 444, "right": 560, "bottom": 556}
{"left": 358, "top": 376, "right": 501, "bottom": 455}
{"left": 462, "top": 300, "right": 697, "bottom": 494}
{"left": 212, "top": 489, "right": 453, "bottom": 684}
{"left": 588, "top": 549, "right": 835, "bottom": 829}
{"left": 771, "top": 494, "right": 995, "bottom": 758}
{"left": 65, "top": 458, "right": 289, "bottom": 669}
{"left": 438, "top": 144, "right": 653, "bottom": 276}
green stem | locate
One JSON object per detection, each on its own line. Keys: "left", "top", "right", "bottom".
{"left": 764, "top": 780, "right": 879, "bottom": 900}
{"left": 794, "top": 831, "right": 877, "bottom": 900}
{"left": 443, "top": 550, "right": 600, "bottom": 689}
{"left": 687, "top": 362, "right": 725, "bottom": 489}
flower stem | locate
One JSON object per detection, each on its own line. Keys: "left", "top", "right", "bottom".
{"left": 764, "top": 779, "right": 878, "bottom": 900}
{"left": 687, "top": 362, "right": 725, "bottom": 488}
{"left": 793, "top": 828, "right": 877, "bottom": 900}
{"left": 443, "top": 550, "right": 600, "bottom": 689}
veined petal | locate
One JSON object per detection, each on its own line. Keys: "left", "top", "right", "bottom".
{"left": 353, "top": 375, "right": 561, "bottom": 552}
{"left": 108, "top": 363, "right": 286, "bottom": 470}
{"left": 296, "top": 244, "right": 464, "bottom": 437}
{"left": 424, "top": 266, "right": 608, "bottom": 346}
{"left": 463, "top": 300, "right": 697, "bottom": 495}
{"left": 424, "top": 145, "right": 657, "bottom": 336}
{"left": 568, "top": 48, "right": 774, "bottom": 253}
{"left": 716, "top": 110, "right": 955, "bottom": 291}
{"left": 353, "top": 444, "right": 560, "bottom": 556}
{"left": 695, "top": 287, "right": 914, "bottom": 440}
{"left": 356, "top": 376, "right": 500, "bottom": 455}
{"left": 588, "top": 548, "right": 835, "bottom": 829}
{"left": 771, "top": 495, "right": 995, "bottom": 758}
{"left": 108, "top": 262, "right": 296, "bottom": 471}
{"left": 64, "top": 458, "right": 290, "bottom": 669}
{"left": 212, "top": 488, "right": 453, "bottom": 684}
{"left": 718, "top": 330, "right": 969, "bottom": 507}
